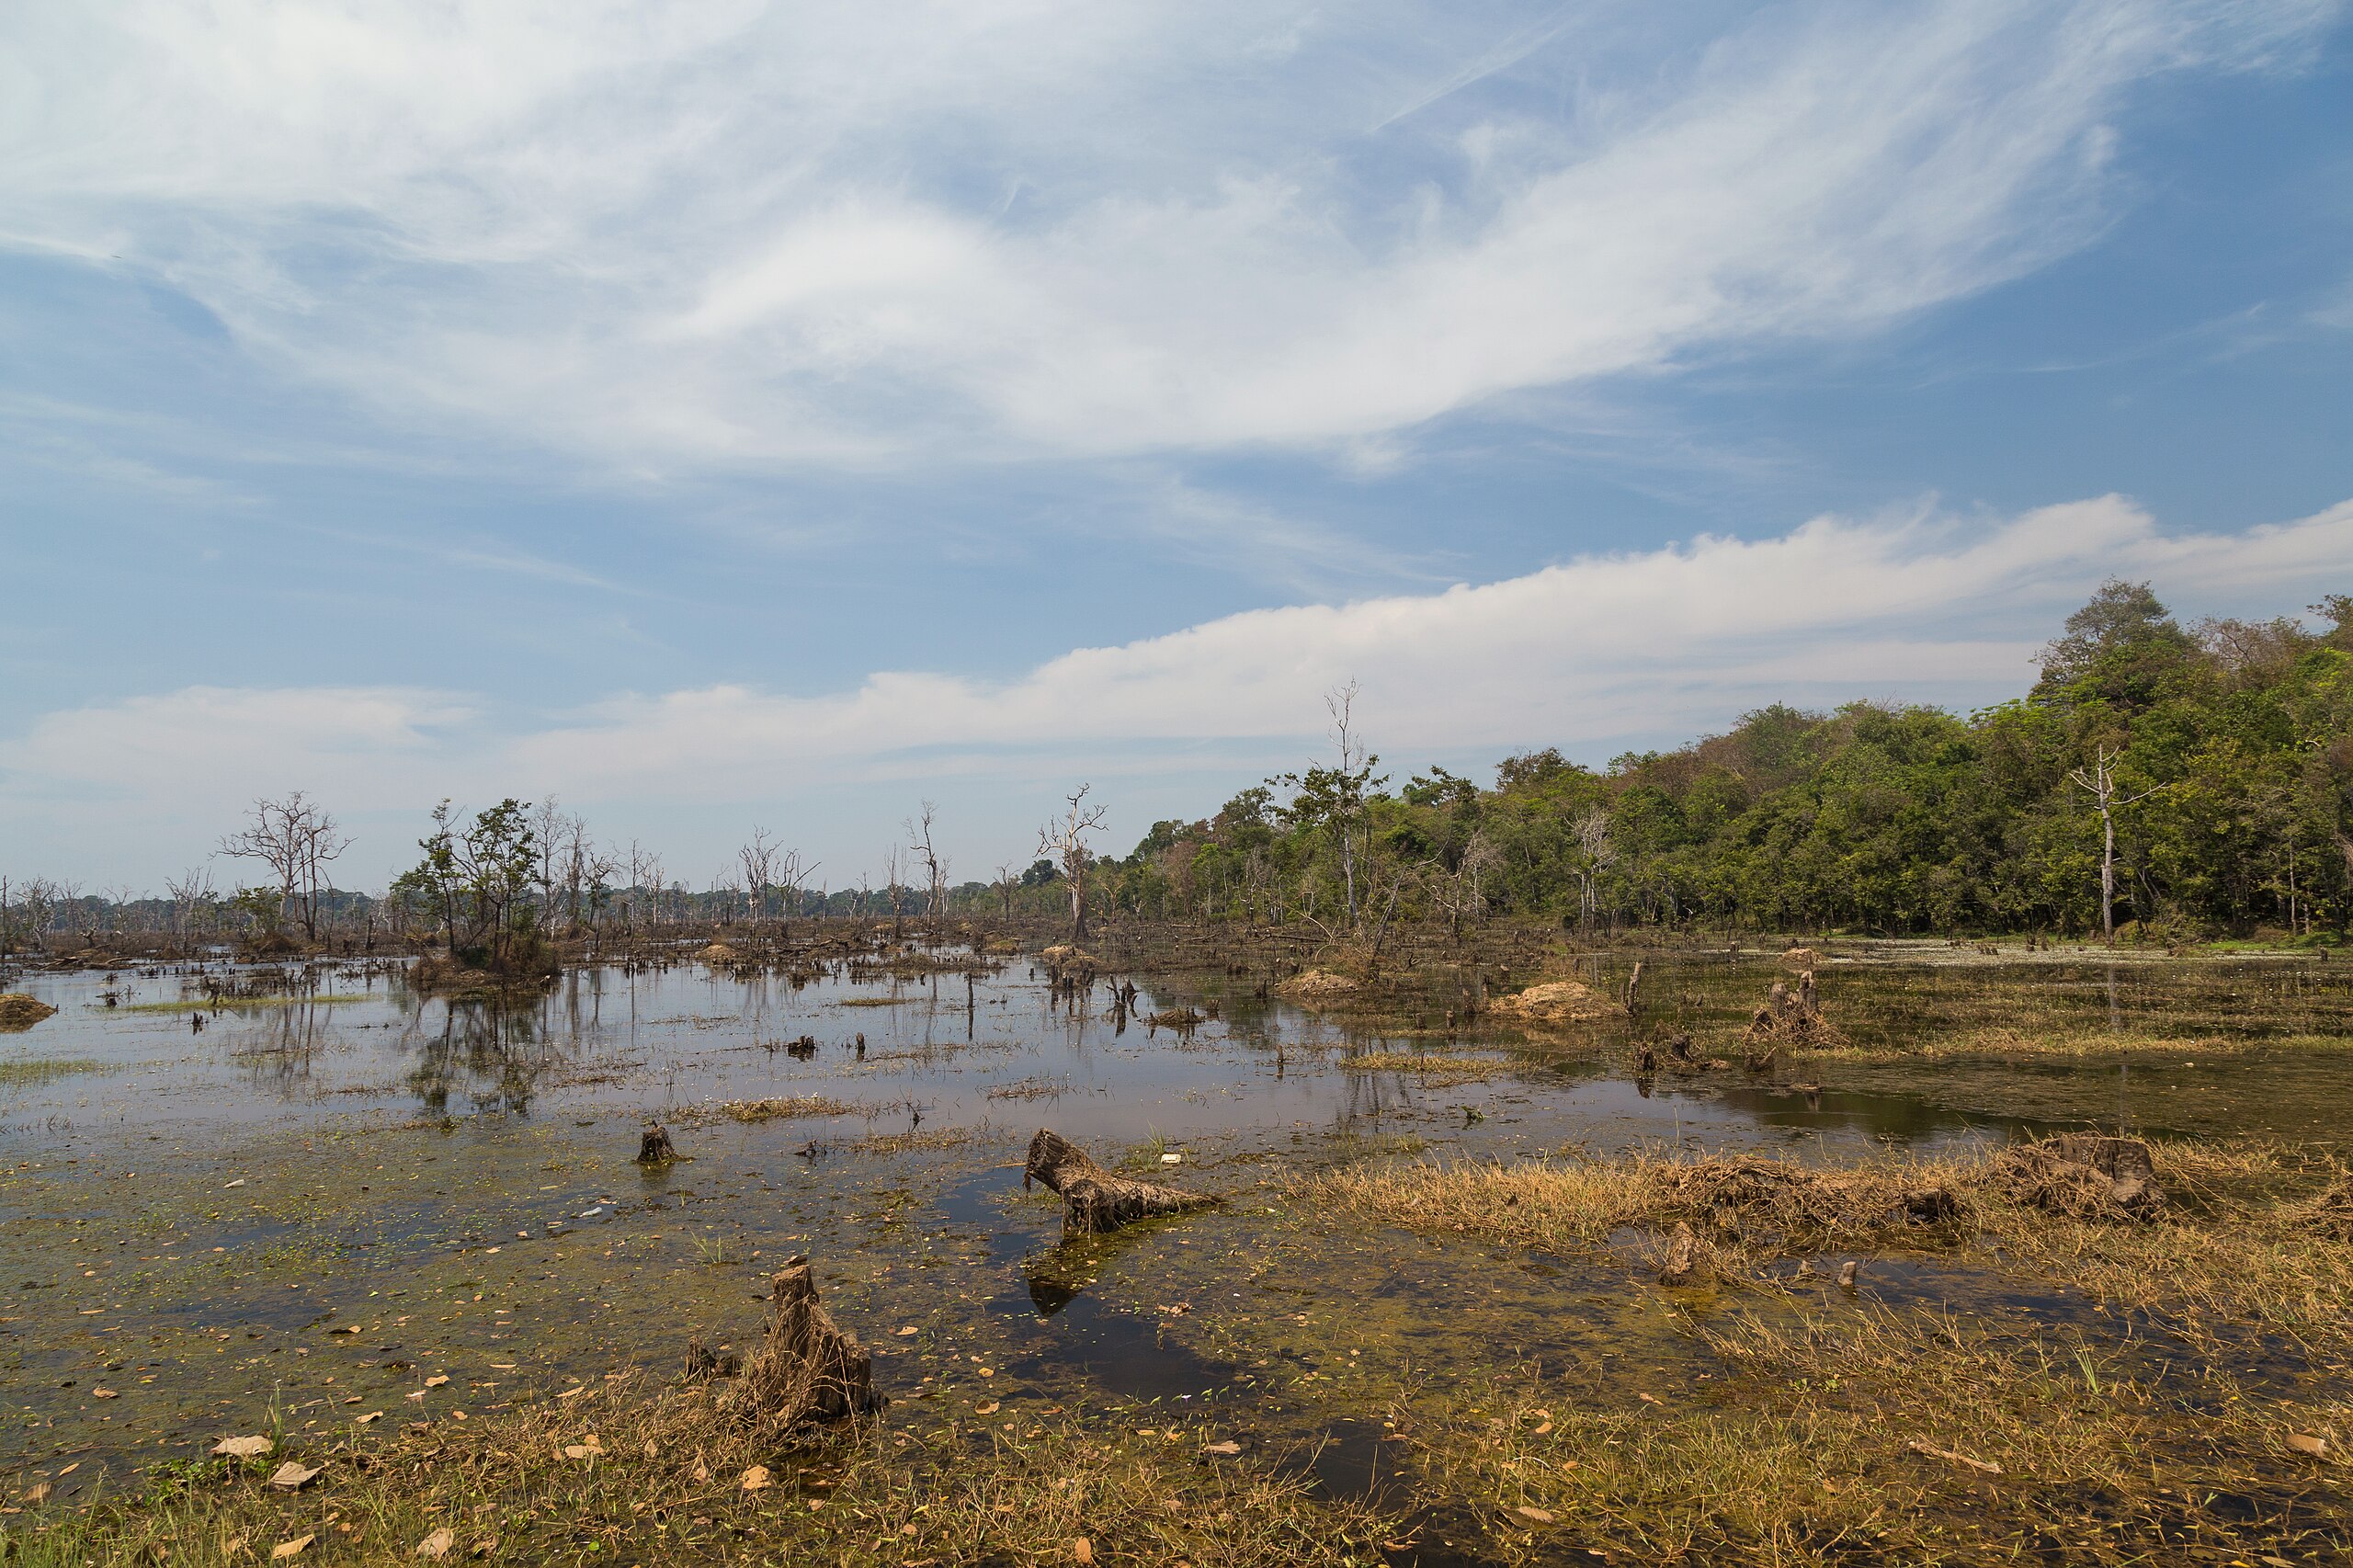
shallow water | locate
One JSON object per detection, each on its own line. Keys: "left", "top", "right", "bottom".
{"left": 2, "top": 947, "right": 2347, "bottom": 1506}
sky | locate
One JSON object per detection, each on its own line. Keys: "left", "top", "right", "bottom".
{"left": 3, "top": 0, "right": 2351, "bottom": 894}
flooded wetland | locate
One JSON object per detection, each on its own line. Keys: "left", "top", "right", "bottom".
{"left": 4, "top": 937, "right": 2350, "bottom": 1564}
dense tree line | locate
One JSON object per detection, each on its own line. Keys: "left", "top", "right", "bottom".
{"left": 1083, "top": 586, "right": 2353, "bottom": 941}
{"left": 10, "top": 585, "right": 2345, "bottom": 955}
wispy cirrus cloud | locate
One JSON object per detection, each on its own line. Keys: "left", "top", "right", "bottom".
{"left": 3, "top": 1, "right": 2337, "bottom": 473}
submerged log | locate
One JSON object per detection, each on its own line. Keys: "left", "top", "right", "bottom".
{"left": 1024, "top": 1129, "right": 1220, "bottom": 1238}
{"left": 725, "top": 1256, "right": 881, "bottom": 1430}
{"left": 637, "top": 1123, "right": 677, "bottom": 1165}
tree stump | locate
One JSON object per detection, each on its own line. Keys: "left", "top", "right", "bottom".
{"left": 1024, "top": 1129, "right": 1219, "bottom": 1239}
{"left": 638, "top": 1123, "right": 676, "bottom": 1165}
{"left": 1989, "top": 1134, "right": 2165, "bottom": 1220}
{"left": 725, "top": 1256, "right": 881, "bottom": 1431}
{"left": 683, "top": 1338, "right": 741, "bottom": 1381}
{"left": 1658, "top": 1221, "right": 1699, "bottom": 1285}
{"left": 1742, "top": 971, "right": 1841, "bottom": 1050}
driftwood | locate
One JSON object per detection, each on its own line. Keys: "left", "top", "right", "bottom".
{"left": 1025, "top": 1129, "right": 1219, "bottom": 1238}
{"left": 724, "top": 1256, "right": 881, "bottom": 1430}
{"left": 637, "top": 1123, "right": 676, "bottom": 1165}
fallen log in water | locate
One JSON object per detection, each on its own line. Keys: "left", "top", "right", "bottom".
{"left": 1024, "top": 1128, "right": 1220, "bottom": 1239}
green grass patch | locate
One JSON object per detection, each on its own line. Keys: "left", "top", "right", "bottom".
{"left": 0, "top": 1056, "right": 106, "bottom": 1088}
{"left": 122, "top": 994, "right": 370, "bottom": 1014}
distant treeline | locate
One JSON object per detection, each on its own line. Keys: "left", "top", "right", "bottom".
{"left": 6, "top": 584, "right": 2345, "bottom": 955}
{"left": 1072, "top": 584, "right": 2353, "bottom": 941}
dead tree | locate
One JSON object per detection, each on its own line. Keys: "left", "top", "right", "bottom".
{"left": 1024, "top": 1129, "right": 1218, "bottom": 1238}
{"left": 2067, "top": 745, "right": 2165, "bottom": 942}
{"left": 907, "top": 802, "right": 949, "bottom": 921}
{"left": 218, "top": 792, "right": 349, "bottom": 942}
{"left": 163, "top": 866, "right": 212, "bottom": 957}
{"left": 1037, "top": 786, "right": 1109, "bottom": 942}
{"left": 739, "top": 827, "right": 780, "bottom": 930}
{"left": 724, "top": 1256, "right": 881, "bottom": 1430}
{"left": 882, "top": 846, "right": 910, "bottom": 938}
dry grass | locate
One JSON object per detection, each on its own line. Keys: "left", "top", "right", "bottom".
{"left": 3, "top": 1374, "right": 1393, "bottom": 1568}
{"left": 1802, "top": 1027, "right": 2353, "bottom": 1062}
{"left": 1394, "top": 1317, "right": 2350, "bottom": 1564}
{"left": 1307, "top": 1139, "right": 2353, "bottom": 1351}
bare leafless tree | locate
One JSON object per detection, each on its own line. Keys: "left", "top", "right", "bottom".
{"left": 736, "top": 827, "right": 784, "bottom": 927}
{"left": 773, "top": 847, "right": 819, "bottom": 930}
{"left": 2068, "top": 744, "right": 2166, "bottom": 942}
{"left": 1573, "top": 807, "right": 1615, "bottom": 929}
{"left": 163, "top": 866, "right": 213, "bottom": 955}
{"left": 0, "top": 876, "right": 48, "bottom": 958}
{"left": 1037, "top": 784, "right": 1109, "bottom": 941}
{"left": 640, "top": 850, "right": 668, "bottom": 926}
{"left": 906, "top": 801, "right": 949, "bottom": 920}
{"left": 993, "top": 863, "right": 1018, "bottom": 918}
{"left": 218, "top": 792, "right": 349, "bottom": 942}
{"left": 882, "top": 846, "right": 909, "bottom": 937}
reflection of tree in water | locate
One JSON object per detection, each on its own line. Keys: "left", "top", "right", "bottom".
{"left": 233, "top": 998, "right": 336, "bottom": 1098}
{"left": 401, "top": 995, "right": 560, "bottom": 1117}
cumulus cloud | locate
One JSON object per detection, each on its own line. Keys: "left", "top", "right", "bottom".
{"left": 3, "top": 0, "right": 2336, "bottom": 467}
{"left": 7, "top": 494, "right": 2347, "bottom": 880}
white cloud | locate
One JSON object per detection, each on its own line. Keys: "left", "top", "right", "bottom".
{"left": 7, "top": 494, "right": 2347, "bottom": 882}
{"left": 3, "top": 0, "right": 2336, "bottom": 467}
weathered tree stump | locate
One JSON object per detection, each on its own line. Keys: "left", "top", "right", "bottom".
{"left": 1990, "top": 1134, "right": 2165, "bottom": 1220}
{"left": 724, "top": 1256, "right": 881, "bottom": 1431}
{"left": 637, "top": 1123, "right": 676, "bottom": 1165}
{"left": 1743, "top": 971, "right": 1842, "bottom": 1050}
{"left": 1024, "top": 1129, "right": 1219, "bottom": 1238}
{"left": 1658, "top": 1221, "right": 1699, "bottom": 1285}
{"left": 683, "top": 1337, "right": 741, "bottom": 1381}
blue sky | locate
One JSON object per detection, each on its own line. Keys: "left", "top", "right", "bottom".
{"left": 3, "top": 0, "right": 2350, "bottom": 892}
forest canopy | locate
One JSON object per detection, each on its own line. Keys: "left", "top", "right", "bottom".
{"left": 1091, "top": 585, "right": 2353, "bottom": 940}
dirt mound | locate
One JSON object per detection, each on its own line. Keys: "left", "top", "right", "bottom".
{"left": 1274, "top": 969, "right": 1359, "bottom": 1003}
{"left": 0, "top": 994, "right": 59, "bottom": 1032}
{"left": 1488, "top": 980, "right": 1620, "bottom": 1026}
{"left": 1779, "top": 947, "right": 1821, "bottom": 968}
{"left": 1984, "top": 1134, "right": 2164, "bottom": 1221}
{"left": 699, "top": 942, "right": 741, "bottom": 963}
